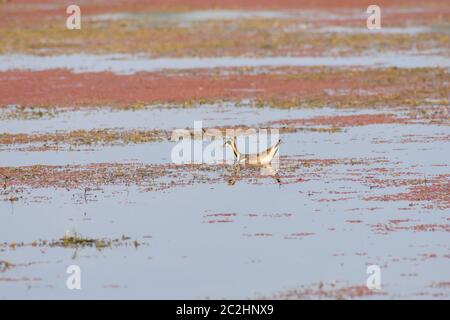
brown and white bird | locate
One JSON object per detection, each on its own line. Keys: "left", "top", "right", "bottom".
{"left": 224, "top": 138, "right": 281, "bottom": 166}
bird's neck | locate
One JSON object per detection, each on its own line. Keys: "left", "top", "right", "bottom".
{"left": 269, "top": 141, "right": 281, "bottom": 158}
{"left": 230, "top": 142, "right": 241, "bottom": 159}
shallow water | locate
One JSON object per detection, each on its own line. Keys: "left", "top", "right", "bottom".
{"left": 1, "top": 180, "right": 448, "bottom": 299}
{"left": 2, "top": 1, "right": 449, "bottom": 301}
{"left": 1, "top": 117, "right": 449, "bottom": 298}
{"left": 1, "top": 106, "right": 449, "bottom": 299}
{"left": 0, "top": 124, "right": 448, "bottom": 169}
{"left": 89, "top": 10, "right": 292, "bottom": 23}
{"left": 1, "top": 54, "right": 449, "bottom": 74}
{"left": 0, "top": 103, "right": 386, "bottom": 134}
{"left": 87, "top": 9, "right": 362, "bottom": 24}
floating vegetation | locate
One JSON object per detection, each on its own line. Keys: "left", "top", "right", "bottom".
{"left": 261, "top": 282, "right": 387, "bottom": 300}
{"left": 1, "top": 67, "right": 448, "bottom": 111}
{"left": 0, "top": 0, "right": 449, "bottom": 300}
{"left": 1, "top": 14, "right": 449, "bottom": 56}
{"left": 0, "top": 123, "right": 343, "bottom": 151}
{"left": 1, "top": 232, "right": 145, "bottom": 251}
{"left": 0, "top": 129, "right": 168, "bottom": 150}
{"left": 0, "top": 156, "right": 348, "bottom": 191}
{"left": 0, "top": 260, "right": 14, "bottom": 272}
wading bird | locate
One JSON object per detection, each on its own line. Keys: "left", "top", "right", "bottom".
{"left": 224, "top": 138, "right": 281, "bottom": 166}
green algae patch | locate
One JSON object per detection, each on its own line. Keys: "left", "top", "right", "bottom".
{"left": 2, "top": 233, "right": 145, "bottom": 251}
{"left": 0, "top": 129, "right": 168, "bottom": 150}
{"left": 1, "top": 17, "right": 449, "bottom": 56}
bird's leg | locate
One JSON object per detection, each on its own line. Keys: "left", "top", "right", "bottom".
{"left": 261, "top": 164, "right": 282, "bottom": 187}
{"left": 275, "top": 176, "right": 282, "bottom": 188}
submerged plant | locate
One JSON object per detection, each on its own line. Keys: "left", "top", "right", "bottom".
{"left": 0, "top": 260, "right": 14, "bottom": 272}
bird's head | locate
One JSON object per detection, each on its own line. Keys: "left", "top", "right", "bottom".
{"left": 223, "top": 139, "right": 233, "bottom": 147}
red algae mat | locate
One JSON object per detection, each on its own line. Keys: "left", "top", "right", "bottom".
{"left": 1, "top": 67, "right": 448, "bottom": 109}
{"left": 0, "top": 0, "right": 449, "bottom": 300}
